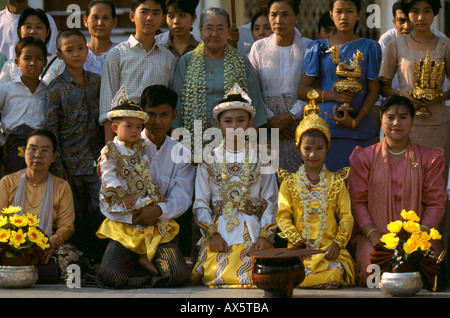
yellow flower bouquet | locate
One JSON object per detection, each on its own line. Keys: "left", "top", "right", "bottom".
{"left": 370, "top": 210, "right": 443, "bottom": 290}
{"left": 0, "top": 206, "right": 50, "bottom": 266}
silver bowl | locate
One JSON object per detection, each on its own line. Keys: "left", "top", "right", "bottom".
{"left": 0, "top": 265, "right": 38, "bottom": 288}
{"left": 380, "top": 272, "right": 423, "bottom": 297}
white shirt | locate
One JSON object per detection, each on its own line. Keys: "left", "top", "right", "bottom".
{"left": 100, "top": 131, "right": 195, "bottom": 224}
{"left": 99, "top": 35, "right": 177, "bottom": 124}
{"left": 194, "top": 146, "right": 278, "bottom": 246}
{"left": 0, "top": 75, "right": 47, "bottom": 143}
{"left": 238, "top": 22, "right": 303, "bottom": 56}
{"left": 0, "top": 54, "right": 65, "bottom": 85}
{"left": 0, "top": 6, "right": 58, "bottom": 59}
{"left": 249, "top": 31, "right": 311, "bottom": 119}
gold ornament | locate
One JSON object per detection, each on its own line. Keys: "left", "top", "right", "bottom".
{"left": 326, "top": 46, "right": 364, "bottom": 112}
{"left": 295, "top": 90, "right": 331, "bottom": 147}
{"left": 409, "top": 50, "right": 445, "bottom": 117}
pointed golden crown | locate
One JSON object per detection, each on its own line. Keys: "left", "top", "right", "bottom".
{"left": 295, "top": 90, "right": 331, "bottom": 147}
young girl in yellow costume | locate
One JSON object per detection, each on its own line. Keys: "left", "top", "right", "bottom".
{"left": 96, "top": 86, "right": 178, "bottom": 275}
{"left": 277, "top": 90, "right": 356, "bottom": 288}
{"left": 192, "top": 84, "right": 278, "bottom": 288}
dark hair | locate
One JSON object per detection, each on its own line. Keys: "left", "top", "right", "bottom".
{"left": 299, "top": 129, "right": 329, "bottom": 148}
{"left": 25, "top": 129, "right": 58, "bottom": 152}
{"left": 380, "top": 95, "right": 415, "bottom": 118}
{"left": 329, "top": 0, "right": 361, "bottom": 11}
{"left": 131, "top": 0, "right": 166, "bottom": 13}
{"left": 268, "top": 0, "right": 301, "bottom": 15}
{"left": 401, "top": 0, "right": 441, "bottom": 16}
{"left": 17, "top": 8, "right": 51, "bottom": 45}
{"left": 15, "top": 36, "right": 47, "bottom": 61}
{"left": 317, "top": 11, "right": 335, "bottom": 33}
{"left": 167, "top": 0, "right": 199, "bottom": 16}
{"left": 392, "top": 0, "right": 403, "bottom": 18}
{"left": 329, "top": 0, "right": 361, "bottom": 32}
{"left": 251, "top": 11, "right": 269, "bottom": 31}
{"left": 86, "top": 0, "right": 117, "bottom": 19}
{"left": 141, "top": 85, "right": 178, "bottom": 110}
{"left": 56, "top": 29, "right": 87, "bottom": 51}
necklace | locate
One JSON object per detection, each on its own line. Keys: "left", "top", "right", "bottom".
{"left": 388, "top": 148, "right": 407, "bottom": 156}
{"left": 410, "top": 33, "right": 435, "bottom": 44}
{"left": 297, "top": 164, "right": 329, "bottom": 249}
{"left": 205, "top": 58, "right": 221, "bottom": 76}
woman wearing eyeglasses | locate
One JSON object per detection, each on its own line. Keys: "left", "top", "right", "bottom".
{"left": 0, "top": 129, "right": 89, "bottom": 283}
{"left": 171, "top": 7, "right": 268, "bottom": 141}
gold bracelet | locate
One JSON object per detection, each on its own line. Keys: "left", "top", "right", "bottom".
{"left": 321, "top": 90, "right": 325, "bottom": 104}
{"left": 352, "top": 119, "right": 357, "bottom": 130}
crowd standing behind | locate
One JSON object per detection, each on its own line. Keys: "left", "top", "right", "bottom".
{"left": 0, "top": 0, "right": 449, "bottom": 290}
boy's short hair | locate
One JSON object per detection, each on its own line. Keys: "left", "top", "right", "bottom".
{"left": 392, "top": 0, "right": 403, "bottom": 18}
{"left": 56, "top": 29, "right": 87, "bottom": 51}
{"left": 141, "top": 85, "right": 178, "bottom": 110}
{"left": 317, "top": 11, "right": 335, "bottom": 33}
{"left": 17, "top": 8, "right": 51, "bottom": 45}
{"left": 131, "top": 0, "right": 166, "bottom": 13}
{"left": 15, "top": 36, "right": 47, "bottom": 60}
{"left": 167, "top": 0, "right": 199, "bottom": 16}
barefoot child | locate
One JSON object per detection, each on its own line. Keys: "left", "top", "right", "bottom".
{"left": 192, "top": 84, "right": 278, "bottom": 288}
{"left": 276, "top": 90, "right": 356, "bottom": 288}
{"left": 96, "top": 89, "right": 178, "bottom": 275}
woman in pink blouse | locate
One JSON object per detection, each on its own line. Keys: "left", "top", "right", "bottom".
{"left": 348, "top": 95, "right": 446, "bottom": 285}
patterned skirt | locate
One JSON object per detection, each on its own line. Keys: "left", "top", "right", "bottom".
{"left": 96, "top": 218, "right": 179, "bottom": 262}
{"left": 192, "top": 226, "right": 257, "bottom": 288}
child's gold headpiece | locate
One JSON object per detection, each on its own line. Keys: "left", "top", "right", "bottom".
{"left": 295, "top": 90, "right": 331, "bottom": 147}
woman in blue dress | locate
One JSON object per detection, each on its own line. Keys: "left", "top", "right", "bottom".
{"left": 298, "top": 0, "right": 381, "bottom": 172}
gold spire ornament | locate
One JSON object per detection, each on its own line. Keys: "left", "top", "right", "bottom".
{"left": 409, "top": 50, "right": 445, "bottom": 117}
{"left": 295, "top": 90, "right": 331, "bottom": 148}
{"left": 326, "top": 46, "right": 364, "bottom": 112}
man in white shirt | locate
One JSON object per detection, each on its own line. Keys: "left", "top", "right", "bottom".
{"left": 89, "top": 84, "right": 195, "bottom": 289}
{"left": 0, "top": 0, "right": 58, "bottom": 59}
{"left": 99, "top": 0, "right": 176, "bottom": 143}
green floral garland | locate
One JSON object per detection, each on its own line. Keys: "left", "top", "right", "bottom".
{"left": 181, "top": 42, "right": 249, "bottom": 155}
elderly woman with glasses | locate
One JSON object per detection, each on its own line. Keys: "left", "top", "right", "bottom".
{"left": 0, "top": 129, "right": 91, "bottom": 283}
{"left": 171, "top": 7, "right": 268, "bottom": 143}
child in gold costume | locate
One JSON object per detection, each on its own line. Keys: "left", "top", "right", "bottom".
{"left": 276, "top": 90, "right": 356, "bottom": 288}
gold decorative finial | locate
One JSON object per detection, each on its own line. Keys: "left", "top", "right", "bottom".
{"left": 410, "top": 49, "right": 445, "bottom": 117}
{"left": 295, "top": 90, "right": 330, "bottom": 147}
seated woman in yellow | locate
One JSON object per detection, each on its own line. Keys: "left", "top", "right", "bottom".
{"left": 276, "top": 91, "right": 356, "bottom": 288}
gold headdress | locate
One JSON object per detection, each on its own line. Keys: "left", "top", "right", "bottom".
{"left": 295, "top": 90, "right": 331, "bottom": 147}
{"left": 107, "top": 85, "right": 150, "bottom": 123}
{"left": 212, "top": 83, "right": 256, "bottom": 120}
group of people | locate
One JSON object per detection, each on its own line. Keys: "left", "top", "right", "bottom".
{"left": 0, "top": 0, "right": 448, "bottom": 291}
